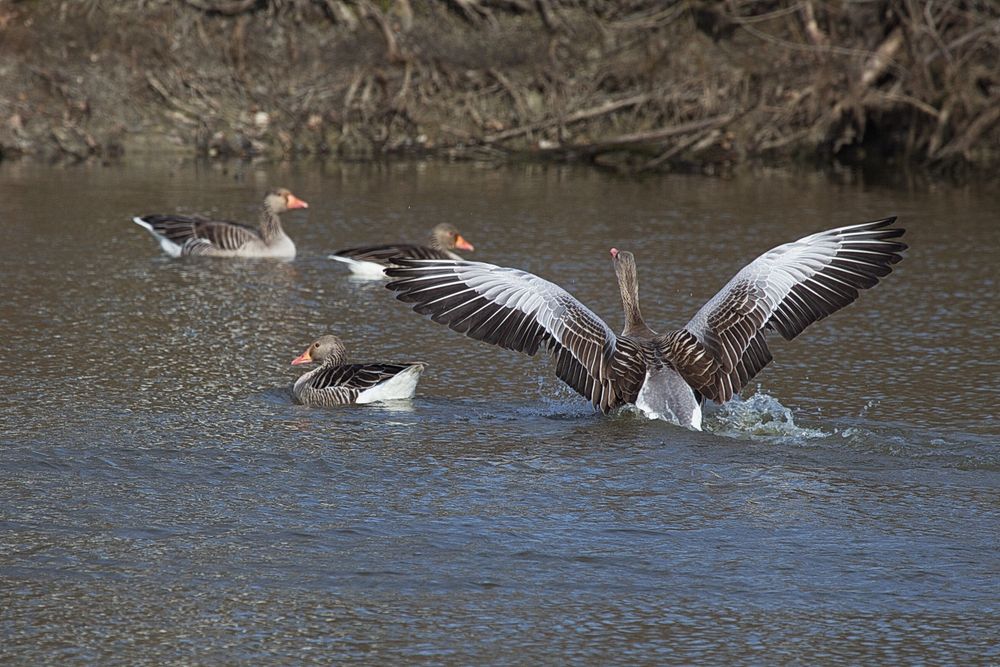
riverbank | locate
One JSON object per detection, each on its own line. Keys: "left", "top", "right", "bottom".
{"left": 0, "top": 1, "right": 997, "bottom": 180}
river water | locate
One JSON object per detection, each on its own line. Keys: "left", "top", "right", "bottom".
{"left": 1, "top": 159, "right": 997, "bottom": 664}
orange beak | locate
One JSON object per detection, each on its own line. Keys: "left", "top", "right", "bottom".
{"left": 454, "top": 235, "right": 474, "bottom": 251}
{"left": 291, "top": 349, "right": 313, "bottom": 365}
{"left": 286, "top": 194, "right": 309, "bottom": 210}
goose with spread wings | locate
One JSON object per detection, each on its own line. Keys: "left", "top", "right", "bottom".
{"left": 385, "top": 218, "right": 906, "bottom": 430}
{"left": 132, "top": 188, "right": 308, "bottom": 259}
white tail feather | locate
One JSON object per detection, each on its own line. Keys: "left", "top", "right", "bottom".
{"left": 132, "top": 216, "right": 183, "bottom": 257}
{"left": 355, "top": 365, "right": 424, "bottom": 403}
{"left": 328, "top": 254, "right": 389, "bottom": 280}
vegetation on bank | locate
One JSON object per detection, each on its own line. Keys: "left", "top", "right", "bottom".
{"left": 0, "top": 0, "right": 996, "bottom": 179}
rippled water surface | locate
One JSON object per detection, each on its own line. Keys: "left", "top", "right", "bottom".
{"left": 1, "top": 160, "right": 997, "bottom": 664}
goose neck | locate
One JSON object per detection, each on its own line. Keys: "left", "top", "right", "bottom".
{"left": 259, "top": 205, "right": 284, "bottom": 242}
{"left": 616, "top": 259, "right": 654, "bottom": 338}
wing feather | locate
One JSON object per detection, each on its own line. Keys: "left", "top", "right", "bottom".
{"left": 310, "top": 363, "right": 417, "bottom": 391}
{"left": 297, "top": 363, "right": 422, "bottom": 406}
{"left": 135, "top": 214, "right": 261, "bottom": 255}
{"left": 664, "top": 217, "right": 905, "bottom": 403}
{"left": 332, "top": 243, "right": 453, "bottom": 265}
{"left": 386, "top": 259, "right": 645, "bottom": 412}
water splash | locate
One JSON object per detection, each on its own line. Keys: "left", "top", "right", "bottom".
{"left": 704, "top": 392, "right": 828, "bottom": 441}
{"left": 857, "top": 399, "right": 879, "bottom": 418}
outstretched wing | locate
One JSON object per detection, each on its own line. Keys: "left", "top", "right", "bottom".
{"left": 333, "top": 243, "right": 452, "bottom": 265}
{"left": 662, "top": 217, "right": 906, "bottom": 403}
{"left": 136, "top": 214, "right": 261, "bottom": 254}
{"left": 385, "top": 259, "right": 646, "bottom": 412}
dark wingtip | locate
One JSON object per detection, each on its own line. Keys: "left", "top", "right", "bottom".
{"left": 881, "top": 219, "right": 905, "bottom": 237}
{"left": 859, "top": 216, "right": 906, "bottom": 241}
{"left": 383, "top": 263, "right": 419, "bottom": 280}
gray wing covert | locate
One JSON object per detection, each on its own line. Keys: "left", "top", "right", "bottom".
{"left": 188, "top": 220, "right": 261, "bottom": 254}
{"left": 137, "top": 214, "right": 261, "bottom": 255}
{"left": 304, "top": 363, "right": 419, "bottom": 405}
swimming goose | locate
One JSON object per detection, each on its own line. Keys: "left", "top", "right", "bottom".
{"left": 329, "top": 223, "right": 475, "bottom": 278}
{"left": 133, "top": 188, "right": 308, "bottom": 259}
{"left": 385, "top": 217, "right": 906, "bottom": 430}
{"left": 290, "top": 334, "right": 426, "bottom": 406}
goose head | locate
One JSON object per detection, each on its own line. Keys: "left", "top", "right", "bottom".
{"left": 266, "top": 188, "right": 309, "bottom": 214}
{"left": 432, "top": 223, "right": 475, "bottom": 252}
{"left": 291, "top": 334, "right": 347, "bottom": 367}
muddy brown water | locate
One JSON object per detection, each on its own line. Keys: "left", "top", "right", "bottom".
{"left": 1, "top": 159, "right": 997, "bottom": 664}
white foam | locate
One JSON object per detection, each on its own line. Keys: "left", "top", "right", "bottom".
{"left": 705, "top": 392, "right": 827, "bottom": 440}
